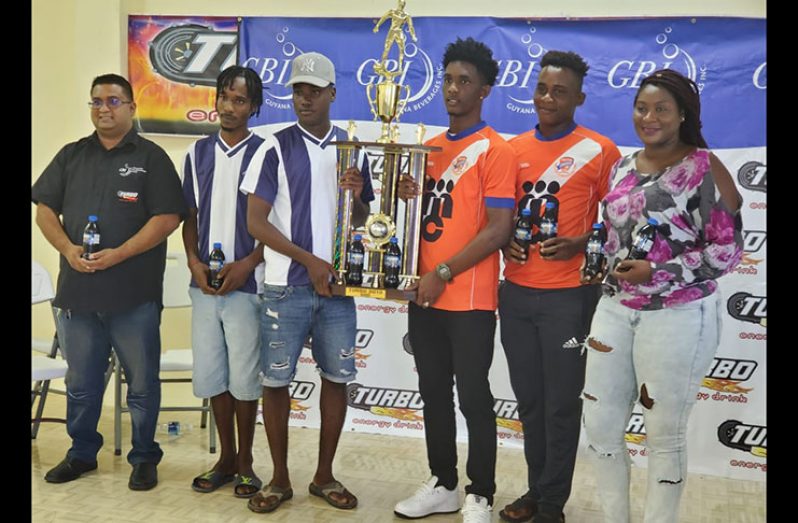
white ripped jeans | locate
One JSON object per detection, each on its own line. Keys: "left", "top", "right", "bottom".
{"left": 582, "top": 292, "right": 721, "bottom": 523}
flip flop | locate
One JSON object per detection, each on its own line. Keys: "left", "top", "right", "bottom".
{"left": 191, "top": 469, "right": 236, "bottom": 493}
{"left": 308, "top": 480, "right": 358, "bottom": 509}
{"left": 247, "top": 484, "right": 294, "bottom": 514}
{"left": 233, "top": 473, "right": 263, "bottom": 498}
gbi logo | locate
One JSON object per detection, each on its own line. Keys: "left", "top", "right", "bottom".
{"left": 717, "top": 420, "right": 767, "bottom": 457}
{"left": 149, "top": 24, "right": 237, "bottom": 86}
{"left": 727, "top": 292, "right": 766, "bottom": 325}
{"left": 737, "top": 161, "right": 766, "bottom": 193}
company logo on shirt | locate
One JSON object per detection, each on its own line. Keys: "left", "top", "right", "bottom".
{"left": 452, "top": 156, "right": 468, "bottom": 176}
{"left": 555, "top": 156, "right": 575, "bottom": 175}
{"left": 118, "top": 164, "right": 147, "bottom": 177}
{"left": 421, "top": 177, "right": 454, "bottom": 243}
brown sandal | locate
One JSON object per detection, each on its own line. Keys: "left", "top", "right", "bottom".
{"left": 246, "top": 484, "right": 293, "bottom": 513}
{"left": 308, "top": 480, "right": 358, "bottom": 509}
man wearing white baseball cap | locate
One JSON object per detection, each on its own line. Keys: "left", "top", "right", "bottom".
{"left": 241, "top": 51, "right": 374, "bottom": 514}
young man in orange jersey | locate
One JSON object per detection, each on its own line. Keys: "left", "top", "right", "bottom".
{"left": 498, "top": 51, "right": 621, "bottom": 523}
{"left": 394, "top": 37, "right": 516, "bottom": 523}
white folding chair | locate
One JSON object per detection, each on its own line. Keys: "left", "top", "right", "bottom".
{"left": 113, "top": 252, "right": 216, "bottom": 455}
{"left": 31, "top": 261, "right": 68, "bottom": 439}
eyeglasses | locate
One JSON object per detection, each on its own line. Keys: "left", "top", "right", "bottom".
{"left": 88, "top": 97, "right": 132, "bottom": 109}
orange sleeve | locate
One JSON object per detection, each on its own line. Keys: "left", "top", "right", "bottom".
{"left": 481, "top": 138, "right": 517, "bottom": 202}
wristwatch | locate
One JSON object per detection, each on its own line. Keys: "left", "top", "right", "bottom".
{"left": 435, "top": 263, "right": 453, "bottom": 282}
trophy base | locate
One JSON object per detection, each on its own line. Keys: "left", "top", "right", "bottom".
{"left": 331, "top": 282, "right": 416, "bottom": 302}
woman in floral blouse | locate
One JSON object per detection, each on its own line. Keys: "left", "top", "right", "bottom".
{"left": 579, "top": 69, "right": 743, "bottom": 523}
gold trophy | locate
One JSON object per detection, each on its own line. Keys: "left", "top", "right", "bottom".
{"left": 331, "top": 0, "right": 440, "bottom": 300}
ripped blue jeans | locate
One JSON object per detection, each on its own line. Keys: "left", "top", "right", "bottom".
{"left": 582, "top": 292, "right": 721, "bottom": 523}
{"left": 258, "top": 284, "right": 357, "bottom": 387}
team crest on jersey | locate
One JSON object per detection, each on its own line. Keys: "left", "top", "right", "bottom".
{"left": 555, "top": 156, "right": 575, "bottom": 175}
{"left": 452, "top": 156, "right": 469, "bottom": 176}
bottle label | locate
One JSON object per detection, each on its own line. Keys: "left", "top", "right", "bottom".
{"left": 384, "top": 254, "right": 401, "bottom": 268}
{"left": 633, "top": 238, "right": 653, "bottom": 254}
{"left": 540, "top": 221, "right": 557, "bottom": 236}
{"left": 514, "top": 227, "right": 531, "bottom": 241}
{"left": 349, "top": 252, "right": 364, "bottom": 265}
{"left": 586, "top": 238, "right": 603, "bottom": 254}
{"left": 83, "top": 232, "right": 100, "bottom": 245}
{"left": 167, "top": 421, "right": 180, "bottom": 436}
{"left": 209, "top": 260, "right": 223, "bottom": 271}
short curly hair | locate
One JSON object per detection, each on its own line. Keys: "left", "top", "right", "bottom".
{"left": 540, "top": 50, "right": 589, "bottom": 89}
{"left": 442, "top": 37, "right": 499, "bottom": 86}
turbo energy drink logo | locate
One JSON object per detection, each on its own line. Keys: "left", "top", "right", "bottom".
{"left": 697, "top": 358, "right": 755, "bottom": 403}
{"left": 608, "top": 26, "right": 705, "bottom": 92}
{"left": 718, "top": 420, "right": 767, "bottom": 458}
{"left": 494, "top": 398, "right": 523, "bottom": 441}
{"left": 288, "top": 380, "right": 315, "bottom": 420}
{"left": 356, "top": 44, "right": 444, "bottom": 114}
{"left": 149, "top": 24, "right": 237, "bottom": 87}
{"left": 347, "top": 383, "right": 424, "bottom": 430}
{"left": 624, "top": 413, "right": 648, "bottom": 457}
{"left": 737, "top": 161, "right": 766, "bottom": 193}
{"left": 727, "top": 292, "right": 766, "bottom": 327}
{"left": 736, "top": 230, "right": 765, "bottom": 270}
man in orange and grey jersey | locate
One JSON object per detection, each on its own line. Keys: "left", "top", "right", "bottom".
{"left": 498, "top": 50, "right": 621, "bottom": 523}
{"left": 395, "top": 37, "right": 515, "bottom": 523}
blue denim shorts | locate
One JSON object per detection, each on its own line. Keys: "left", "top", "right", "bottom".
{"left": 189, "top": 287, "right": 262, "bottom": 401}
{"left": 258, "top": 284, "right": 357, "bottom": 387}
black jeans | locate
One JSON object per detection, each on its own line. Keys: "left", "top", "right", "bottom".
{"left": 498, "top": 281, "right": 600, "bottom": 515}
{"left": 408, "top": 303, "right": 497, "bottom": 504}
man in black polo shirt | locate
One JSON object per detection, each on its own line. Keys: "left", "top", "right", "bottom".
{"left": 32, "top": 73, "right": 186, "bottom": 491}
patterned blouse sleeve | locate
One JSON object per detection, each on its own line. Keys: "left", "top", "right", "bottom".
{"left": 654, "top": 166, "right": 744, "bottom": 284}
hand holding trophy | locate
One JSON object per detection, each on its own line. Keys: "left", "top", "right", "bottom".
{"left": 331, "top": 1, "right": 440, "bottom": 301}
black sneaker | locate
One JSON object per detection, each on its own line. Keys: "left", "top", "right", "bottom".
{"left": 129, "top": 462, "right": 158, "bottom": 491}
{"left": 44, "top": 457, "right": 98, "bottom": 483}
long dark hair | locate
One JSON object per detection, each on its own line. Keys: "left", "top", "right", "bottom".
{"left": 636, "top": 69, "right": 708, "bottom": 148}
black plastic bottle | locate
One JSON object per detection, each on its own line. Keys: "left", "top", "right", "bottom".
{"left": 584, "top": 223, "right": 606, "bottom": 279}
{"left": 628, "top": 217, "right": 659, "bottom": 260}
{"left": 539, "top": 201, "right": 558, "bottom": 241}
{"left": 347, "top": 234, "right": 365, "bottom": 286}
{"left": 383, "top": 237, "right": 402, "bottom": 289}
{"left": 82, "top": 215, "right": 100, "bottom": 260}
{"left": 209, "top": 242, "right": 225, "bottom": 289}
{"left": 514, "top": 208, "right": 533, "bottom": 257}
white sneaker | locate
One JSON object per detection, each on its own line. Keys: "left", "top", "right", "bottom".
{"left": 461, "top": 493, "right": 492, "bottom": 523}
{"left": 394, "top": 475, "right": 460, "bottom": 518}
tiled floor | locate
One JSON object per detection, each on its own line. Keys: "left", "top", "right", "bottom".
{"left": 32, "top": 393, "right": 765, "bottom": 522}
